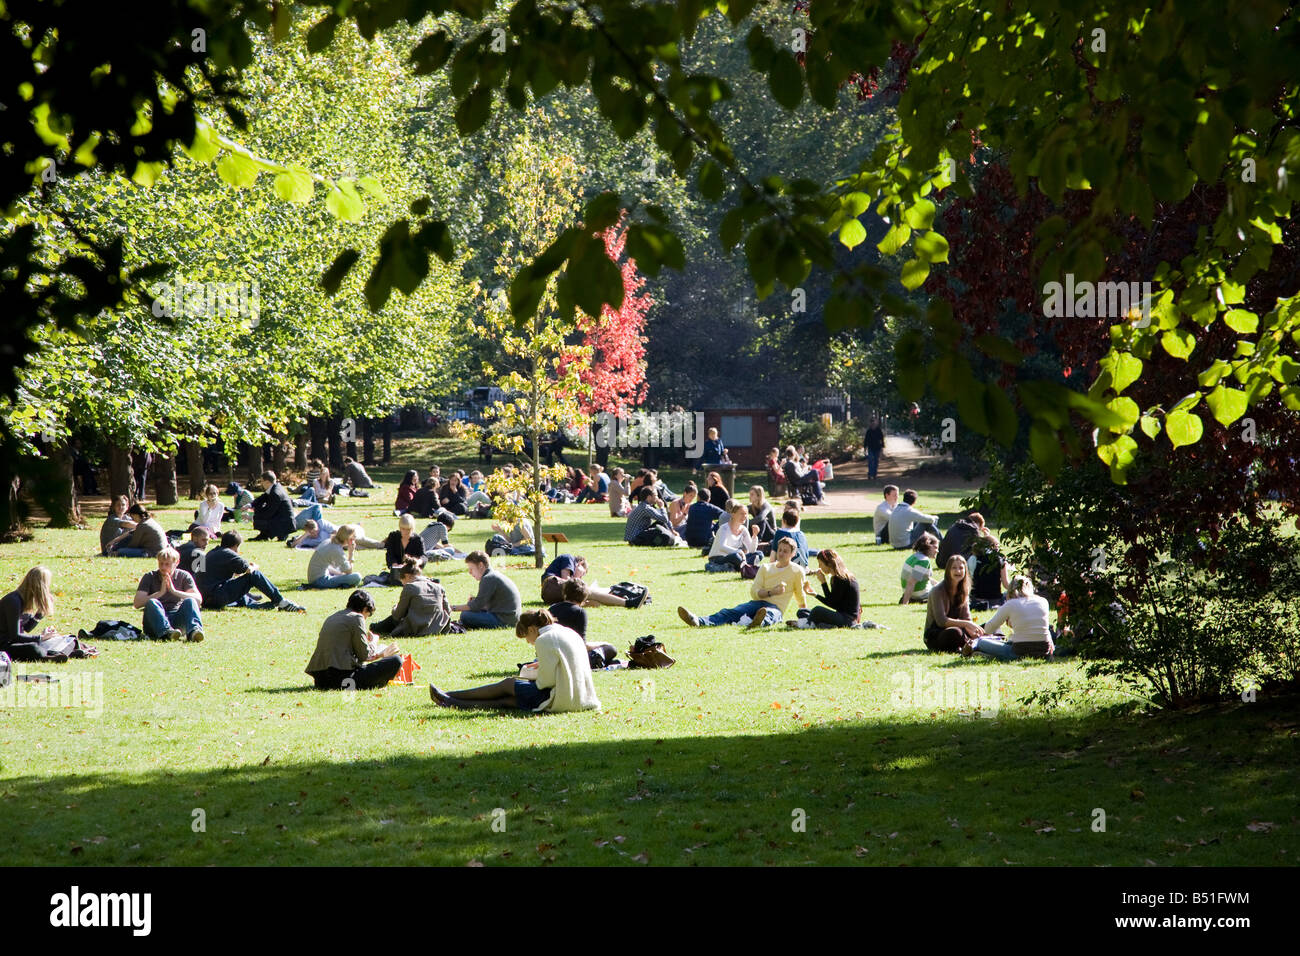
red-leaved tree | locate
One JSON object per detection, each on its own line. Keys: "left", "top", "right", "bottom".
{"left": 561, "top": 218, "right": 652, "bottom": 459}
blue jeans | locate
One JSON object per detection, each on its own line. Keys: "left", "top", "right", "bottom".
{"left": 908, "top": 522, "right": 941, "bottom": 547}
{"left": 206, "top": 570, "right": 283, "bottom": 608}
{"left": 311, "top": 572, "right": 362, "bottom": 589}
{"left": 142, "top": 598, "right": 202, "bottom": 638}
{"left": 112, "top": 547, "right": 153, "bottom": 558}
{"left": 460, "top": 610, "right": 506, "bottom": 630}
{"left": 866, "top": 448, "right": 880, "bottom": 479}
{"left": 295, "top": 503, "right": 324, "bottom": 529}
{"left": 973, "top": 637, "right": 1018, "bottom": 660}
{"left": 699, "top": 600, "right": 780, "bottom": 627}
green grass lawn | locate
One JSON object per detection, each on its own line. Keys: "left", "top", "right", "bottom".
{"left": 1, "top": 448, "right": 1296, "bottom": 866}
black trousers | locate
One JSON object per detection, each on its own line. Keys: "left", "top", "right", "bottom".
{"left": 310, "top": 657, "right": 402, "bottom": 690}
{"left": 807, "top": 606, "right": 855, "bottom": 628}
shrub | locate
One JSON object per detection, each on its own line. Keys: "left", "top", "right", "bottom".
{"left": 777, "top": 417, "right": 865, "bottom": 462}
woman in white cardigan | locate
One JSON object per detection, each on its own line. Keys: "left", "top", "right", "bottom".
{"left": 428, "top": 609, "right": 601, "bottom": 713}
{"left": 708, "top": 502, "right": 760, "bottom": 571}
{"left": 965, "top": 575, "right": 1055, "bottom": 660}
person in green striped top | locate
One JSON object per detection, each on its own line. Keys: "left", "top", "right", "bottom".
{"left": 899, "top": 533, "right": 940, "bottom": 604}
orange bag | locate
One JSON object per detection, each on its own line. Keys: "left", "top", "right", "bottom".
{"left": 388, "top": 653, "right": 421, "bottom": 685}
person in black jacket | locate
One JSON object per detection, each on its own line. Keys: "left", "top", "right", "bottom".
{"left": 439, "top": 472, "right": 470, "bottom": 516}
{"left": 790, "top": 548, "right": 863, "bottom": 629}
{"left": 407, "top": 478, "right": 440, "bottom": 518}
{"left": 936, "top": 513, "right": 983, "bottom": 567}
{"left": 251, "top": 470, "right": 295, "bottom": 541}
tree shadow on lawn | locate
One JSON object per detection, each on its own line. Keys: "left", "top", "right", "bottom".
{"left": 4, "top": 699, "right": 1296, "bottom": 866}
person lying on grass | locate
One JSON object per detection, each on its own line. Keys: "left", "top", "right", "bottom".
{"left": 304, "top": 589, "right": 402, "bottom": 690}
{"left": 287, "top": 517, "right": 336, "bottom": 550}
{"left": 133, "top": 548, "right": 205, "bottom": 642}
{"left": 678, "top": 536, "right": 810, "bottom": 629}
{"left": 428, "top": 609, "right": 600, "bottom": 713}
{"left": 539, "top": 553, "right": 649, "bottom": 608}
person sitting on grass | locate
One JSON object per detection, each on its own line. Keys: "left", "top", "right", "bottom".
{"left": 428, "top": 609, "right": 600, "bottom": 713}
{"left": 249, "top": 470, "right": 297, "bottom": 541}
{"left": 312, "top": 465, "right": 338, "bottom": 506}
{"left": 888, "top": 488, "right": 940, "bottom": 550}
{"left": 748, "top": 485, "right": 777, "bottom": 544}
{"left": 539, "top": 553, "right": 649, "bottom": 608}
{"left": 107, "top": 503, "right": 167, "bottom": 558}
{"left": 451, "top": 550, "right": 522, "bottom": 630}
{"left": 677, "top": 536, "right": 810, "bottom": 629}
{"left": 623, "top": 489, "right": 683, "bottom": 547}
{"left": 790, "top": 548, "right": 862, "bottom": 629}
{"left": 873, "top": 485, "right": 899, "bottom": 545}
{"left": 606, "top": 467, "right": 631, "bottom": 517}
{"left": 681, "top": 486, "right": 724, "bottom": 549}
{"left": 899, "top": 533, "right": 940, "bottom": 604}
{"left": 394, "top": 469, "right": 419, "bottom": 515}
{"left": 370, "top": 558, "right": 451, "bottom": 637}
{"left": 404, "top": 477, "right": 439, "bottom": 519}
{"left": 966, "top": 575, "right": 1056, "bottom": 660}
{"left": 708, "top": 501, "right": 760, "bottom": 571}
{"left": 195, "top": 484, "right": 229, "bottom": 536}
{"left": 198, "top": 530, "right": 305, "bottom": 612}
{"left": 1, "top": 566, "right": 83, "bottom": 660}
{"left": 306, "top": 524, "right": 364, "bottom": 590}
{"left": 704, "top": 470, "right": 730, "bottom": 508}
{"left": 133, "top": 548, "right": 205, "bottom": 642}
{"left": 547, "top": 577, "right": 590, "bottom": 638}
{"left": 667, "top": 482, "right": 695, "bottom": 529}
{"left": 492, "top": 514, "right": 535, "bottom": 552}
{"left": 304, "top": 589, "right": 402, "bottom": 690}
{"left": 937, "top": 512, "right": 985, "bottom": 567}
{"left": 419, "top": 516, "right": 457, "bottom": 561}
{"left": 342, "top": 455, "right": 375, "bottom": 490}
{"left": 99, "top": 494, "right": 136, "bottom": 556}
{"left": 464, "top": 471, "right": 492, "bottom": 514}
{"left": 177, "top": 525, "right": 211, "bottom": 578}
{"left": 372, "top": 513, "right": 427, "bottom": 585}
{"left": 439, "top": 472, "right": 470, "bottom": 516}
{"left": 924, "top": 555, "right": 984, "bottom": 653}
{"left": 772, "top": 507, "right": 812, "bottom": 568}
{"left": 287, "top": 516, "right": 336, "bottom": 550}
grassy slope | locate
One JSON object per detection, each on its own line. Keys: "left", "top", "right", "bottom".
{"left": 0, "top": 440, "right": 1295, "bottom": 866}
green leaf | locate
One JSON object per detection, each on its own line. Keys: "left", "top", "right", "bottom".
{"left": 698, "top": 161, "right": 725, "bottom": 201}
{"left": 1139, "top": 414, "right": 1161, "bottom": 439}
{"left": 325, "top": 181, "right": 365, "bottom": 222}
{"left": 1110, "top": 352, "right": 1143, "bottom": 393}
{"left": 1222, "top": 309, "right": 1258, "bottom": 334}
{"left": 914, "top": 231, "right": 949, "bottom": 264}
{"left": 182, "top": 125, "right": 220, "bottom": 164}
{"left": 904, "top": 199, "right": 936, "bottom": 230}
{"left": 306, "top": 14, "right": 340, "bottom": 53}
{"left": 984, "top": 383, "right": 1018, "bottom": 447}
{"left": 768, "top": 50, "right": 804, "bottom": 109}
{"left": 875, "top": 222, "right": 909, "bottom": 255}
{"left": 1204, "top": 384, "right": 1248, "bottom": 426}
{"left": 1161, "top": 328, "right": 1196, "bottom": 359}
{"left": 839, "top": 219, "right": 867, "bottom": 250}
{"left": 1165, "top": 409, "right": 1204, "bottom": 448}
{"left": 455, "top": 85, "right": 493, "bottom": 136}
{"left": 973, "top": 334, "right": 1024, "bottom": 366}
{"left": 1096, "top": 434, "right": 1139, "bottom": 482}
{"left": 1104, "top": 396, "right": 1140, "bottom": 431}
{"left": 901, "top": 258, "right": 930, "bottom": 290}
{"left": 1029, "top": 422, "right": 1063, "bottom": 476}
{"left": 272, "top": 167, "right": 314, "bottom": 203}
{"left": 355, "top": 175, "right": 386, "bottom": 200}
{"left": 216, "top": 152, "right": 260, "bottom": 189}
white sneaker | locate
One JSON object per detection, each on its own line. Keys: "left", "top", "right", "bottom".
{"left": 736, "top": 615, "right": 753, "bottom": 627}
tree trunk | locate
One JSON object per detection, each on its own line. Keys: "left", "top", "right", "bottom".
{"left": 6, "top": 474, "right": 23, "bottom": 537}
{"left": 109, "top": 444, "right": 133, "bottom": 500}
{"left": 308, "top": 416, "right": 327, "bottom": 463}
{"left": 362, "top": 417, "right": 376, "bottom": 465}
{"left": 382, "top": 418, "right": 392, "bottom": 463}
{"left": 186, "top": 440, "right": 206, "bottom": 497}
{"left": 326, "top": 415, "right": 344, "bottom": 469}
{"left": 47, "top": 443, "right": 80, "bottom": 528}
{"left": 293, "top": 431, "right": 308, "bottom": 470}
{"left": 153, "top": 450, "right": 178, "bottom": 506}
{"left": 531, "top": 370, "right": 544, "bottom": 569}
{"left": 272, "top": 437, "right": 289, "bottom": 476}
{"left": 238, "top": 441, "right": 261, "bottom": 485}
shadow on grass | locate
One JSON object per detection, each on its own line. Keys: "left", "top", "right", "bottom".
{"left": 3, "top": 699, "right": 1296, "bottom": 866}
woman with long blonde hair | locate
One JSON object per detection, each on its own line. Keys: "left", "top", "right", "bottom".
{"left": 1, "top": 566, "right": 66, "bottom": 658}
